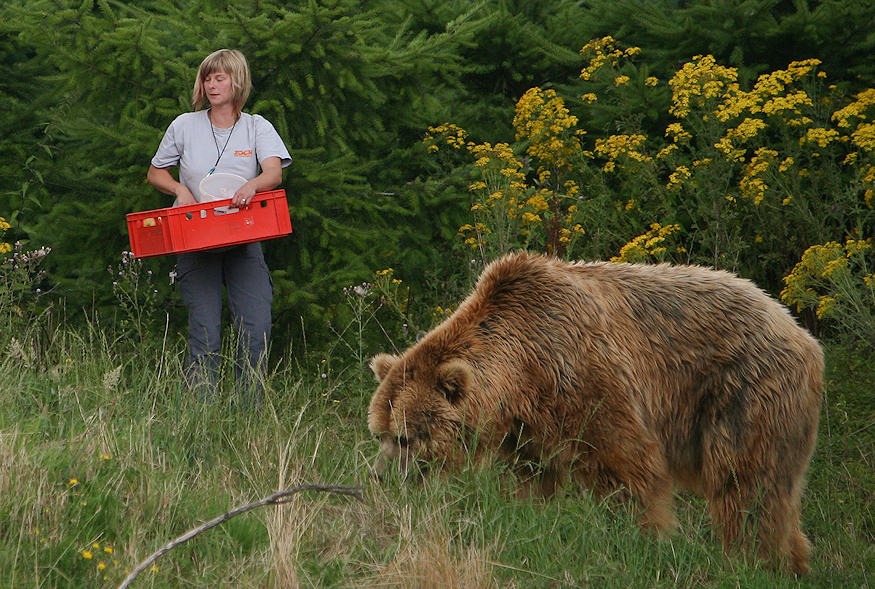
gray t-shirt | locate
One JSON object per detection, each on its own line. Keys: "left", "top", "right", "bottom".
{"left": 151, "top": 110, "right": 292, "bottom": 203}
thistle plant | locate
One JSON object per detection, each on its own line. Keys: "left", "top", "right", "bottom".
{"left": 108, "top": 251, "right": 159, "bottom": 344}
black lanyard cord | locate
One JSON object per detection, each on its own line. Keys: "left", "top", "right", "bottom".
{"left": 208, "top": 113, "right": 238, "bottom": 175}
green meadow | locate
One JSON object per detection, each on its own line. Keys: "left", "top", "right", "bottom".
{"left": 0, "top": 319, "right": 871, "bottom": 588}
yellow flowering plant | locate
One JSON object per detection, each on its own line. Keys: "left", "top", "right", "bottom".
{"left": 1, "top": 216, "right": 53, "bottom": 358}
{"left": 0, "top": 216, "right": 11, "bottom": 255}
{"left": 423, "top": 38, "right": 873, "bottom": 333}
{"left": 651, "top": 51, "right": 874, "bottom": 286}
{"left": 781, "top": 239, "right": 874, "bottom": 349}
{"left": 611, "top": 223, "right": 684, "bottom": 264}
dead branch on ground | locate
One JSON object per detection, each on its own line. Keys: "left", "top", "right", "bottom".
{"left": 118, "top": 483, "right": 364, "bottom": 589}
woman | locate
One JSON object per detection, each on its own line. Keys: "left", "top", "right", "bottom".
{"left": 147, "top": 49, "right": 292, "bottom": 404}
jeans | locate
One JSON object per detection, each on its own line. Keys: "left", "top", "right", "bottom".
{"left": 176, "top": 242, "right": 273, "bottom": 406}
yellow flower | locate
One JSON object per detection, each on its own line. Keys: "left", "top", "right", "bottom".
{"left": 761, "top": 90, "right": 813, "bottom": 117}
{"left": 735, "top": 117, "right": 767, "bottom": 138}
{"left": 104, "top": 546, "right": 114, "bottom": 554}
{"left": 816, "top": 295, "right": 838, "bottom": 319}
{"left": 579, "top": 37, "right": 641, "bottom": 81}
{"left": 669, "top": 54, "right": 739, "bottom": 118}
{"left": 514, "top": 87, "right": 582, "bottom": 168}
{"left": 645, "top": 76, "right": 658, "bottom": 87}
{"left": 580, "top": 92, "right": 597, "bottom": 103}
{"left": 851, "top": 122, "right": 875, "bottom": 151}
{"left": 594, "top": 134, "right": 650, "bottom": 163}
{"left": 655, "top": 144, "right": 678, "bottom": 159}
{"left": 614, "top": 75, "right": 630, "bottom": 86}
{"left": 97, "top": 562, "right": 107, "bottom": 571}
{"left": 81, "top": 550, "right": 93, "bottom": 559}
{"left": 665, "top": 123, "right": 691, "bottom": 142}
{"left": 69, "top": 478, "right": 79, "bottom": 486}
{"left": 832, "top": 88, "right": 875, "bottom": 128}
{"left": 666, "top": 165, "right": 691, "bottom": 191}
{"left": 822, "top": 257, "right": 848, "bottom": 277}
{"left": 844, "top": 238, "right": 872, "bottom": 257}
{"left": 526, "top": 192, "right": 549, "bottom": 212}
{"left": 423, "top": 123, "right": 469, "bottom": 151}
{"left": 611, "top": 223, "right": 681, "bottom": 262}
{"left": 801, "top": 127, "right": 839, "bottom": 148}
{"left": 521, "top": 212, "right": 541, "bottom": 224}
{"left": 469, "top": 181, "right": 487, "bottom": 191}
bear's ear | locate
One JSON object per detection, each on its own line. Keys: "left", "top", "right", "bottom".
{"left": 435, "top": 359, "right": 471, "bottom": 405}
{"left": 370, "top": 353, "right": 399, "bottom": 382}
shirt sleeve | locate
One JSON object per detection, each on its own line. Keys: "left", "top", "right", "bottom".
{"left": 253, "top": 115, "right": 292, "bottom": 168}
{"left": 150, "top": 116, "right": 183, "bottom": 169}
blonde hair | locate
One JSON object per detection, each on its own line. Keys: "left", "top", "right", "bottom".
{"left": 191, "top": 49, "right": 252, "bottom": 112}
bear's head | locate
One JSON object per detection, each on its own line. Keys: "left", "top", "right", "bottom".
{"left": 367, "top": 350, "right": 474, "bottom": 478}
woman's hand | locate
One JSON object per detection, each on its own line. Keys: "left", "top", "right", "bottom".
{"left": 231, "top": 157, "right": 283, "bottom": 208}
{"left": 147, "top": 165, "right": 197, "bottom": 206}
{"left": 175, "top": 188, "right": 198, "bottom": 206}
{"left": 232, "top": 182, "right": 257, "bottom": 208}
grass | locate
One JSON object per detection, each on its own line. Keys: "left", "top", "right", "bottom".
{"left": 0, "top": 322, "right": 872, "bottom": 588}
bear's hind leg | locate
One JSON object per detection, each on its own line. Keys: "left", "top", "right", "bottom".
{"left": 705, "top": 460, "right": 811, "bottom": 575}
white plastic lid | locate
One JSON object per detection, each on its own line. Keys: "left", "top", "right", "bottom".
{"left": 198, "top": 172, "right": 247, "bottom": 202}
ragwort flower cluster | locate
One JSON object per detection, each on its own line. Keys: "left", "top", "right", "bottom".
{"left": 781, "top": 238, "right": 874, "bottom": 348}
{"left": 513, "top": 87, "right": 585, "bottom": 169}
{"left": 579, "top": 36, "right": 641, "bottom": 82}
{"left": 425, "top": 92, "right": 590, "bottom": 257}
{"left": 0, "top": 216, "right": 11, "bottom": 255}
{"left": 611, "top": 223, "right": 683, "bottom": 263}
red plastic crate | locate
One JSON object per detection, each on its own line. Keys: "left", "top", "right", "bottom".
{"left": 126, "top": 189, "right": 292, "bottom": 258}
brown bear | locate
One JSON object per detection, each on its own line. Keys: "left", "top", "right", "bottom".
{"left": 367, "top": 251, "right": 823, "bottom": 575}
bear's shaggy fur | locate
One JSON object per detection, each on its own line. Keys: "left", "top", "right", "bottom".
{"left": 367, "top": 251, "right": 823, "bottom": 575}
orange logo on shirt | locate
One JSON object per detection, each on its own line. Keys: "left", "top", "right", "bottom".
{"left": 234, "top": 150, "right": 253, "bottom": 157}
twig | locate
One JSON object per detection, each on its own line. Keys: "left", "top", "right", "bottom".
{"left": 118, "top": 483, "right": 364, "bottom": 589}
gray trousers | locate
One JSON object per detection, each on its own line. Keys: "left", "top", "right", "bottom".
{"left": 176, "top": 242, "right": 272, "bottom": 404}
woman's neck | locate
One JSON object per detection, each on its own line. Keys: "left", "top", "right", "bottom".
{"left": 208, "top": 106, "right": 239, "bottom": 129}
